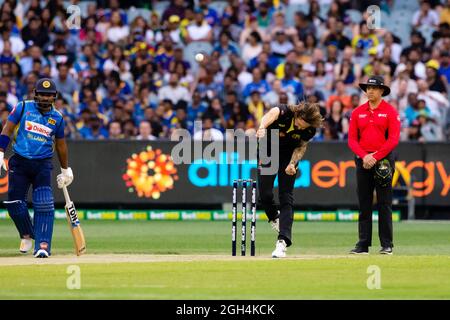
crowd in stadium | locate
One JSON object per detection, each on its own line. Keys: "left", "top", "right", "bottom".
{"left": 0, "top": 0, "right": 449, "bottom": 141}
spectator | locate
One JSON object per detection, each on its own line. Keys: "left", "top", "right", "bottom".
{"left": 325, "top": 100, "right": 349, "bottom": 140}
{"left": 242, "top": 67, "right": 271, "bottom": 98}
{"left": 294, "top": 11, "right": 316, "bottom": 41}
{"left": 281, "top": 63, "right": 303, "bottom": 98}
{"left": 0, "top": 0, "right": 447, "bottom": 142}
{"left": 0, "top": 23, "right": 25, "bottom": 56}
{"left": 441, "top": 0, "right": 450, "bottom": 24}
{"left": 438, "top": 51, "right": 450, "bottom": 83}
{"left": 263, "top": 79, "right": 296, "bottom": 105}
{"left": 270, "top": 30, "right": 294, "bottom": 58}
{"left": 417, "top": 79, "right": 449, "bottom": 120}
{"left": 405, "top": 97, "right": 431, "bottom": 126}
{"left": 239, "top": 15, "right": 265, "bottom": 48}
{"left": 108, "top": 121, "right": 124, "bottom": 139}
{"left": 52, "top": 63, "right": 79, "bottom": 104}
{"left": 271, "top": 11, "right": 297, "bottom": 39}
{"left": 303, "top": 76, "right": 325, "bottom": 103}
{"left": 418, "top": 111, "right": 444, "bottom": 141}
{"left": 79, "top": 115, "right": 109, "bottom": 140}
{"left": 199, "top": 0, "right": 219, "bottom": 26}
{"left": 314, "top": 60, "right": 334, "bottom": 96}
{"left": 323, "top": 19, "right": 351, "bottom": 51}
{"left": 185, "top": 9, "right": 213, "bottom": 43}
{"left": 106, "top": 11, "right": 130, "bottom": 44}
{"left": 193, "top": 116, "right": 224, "bottom": 141}
{"left": 326, "top": 80, "right": 352, "bottom": 111}
{"left": 390, "top": 67, "right": 419, "bottom": 113}
{"left": 213, "top": 31, "right": 239, "bottom": 57}
{"left": 162, "top": 0, "right": 186, "bottom": 22}
{"left": 21, "top": 16, "right": 49, "bottom": 48}
{"left": 425, "top": 59, "right": 448, "bottom": 94}
{"left": 352, "top": 21, "right": 379, "bottom": 52}
{"left": 242, "top": 31, "right": 263, "bottom": 64}
{"left": 122, "top": 119, "right": 137, "bottom": 139}
{"left": 412, "top": 0, "right": 440, "bottom": 28}
{"left": 377, "top": 32, "right": 402, "bottom": 64}
{"left": 158, "top": 73, "right": 191, "bottom": 104}
{"left": 247, "top": 90, "right": 265, "bottom": 125}
{"left": 136, "top": 120, "right": 157, "bottom": 140}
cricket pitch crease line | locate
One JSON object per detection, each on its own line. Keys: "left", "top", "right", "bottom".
{"left": 0, "top": 254, "right": 359, "bottom": 266}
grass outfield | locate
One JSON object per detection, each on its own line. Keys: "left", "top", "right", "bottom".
{"left": 0, "top": 219, "right": 449, "bottom": 299}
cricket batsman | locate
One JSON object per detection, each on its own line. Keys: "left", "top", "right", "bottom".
{"left": 0, "top": 78, "right": 74, "bottom": 258}
{"left": 256, "top": 102, "right": 322, "bottom": 258}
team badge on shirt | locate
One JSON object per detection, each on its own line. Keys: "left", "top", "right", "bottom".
{"left": 48, "top": 118, "right": 56, "bottom": 125}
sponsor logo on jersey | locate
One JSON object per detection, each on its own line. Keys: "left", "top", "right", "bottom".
{"left": 25, "top": 121, "right": 52, "bottom": 137}
{"left": 378, "top": 113, "right": 387, "bottom": 117}
{"left": 359, "top": 114, "right": 367, "bottom": 118}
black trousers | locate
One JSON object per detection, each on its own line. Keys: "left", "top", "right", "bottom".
{"left": 355, "top": 154, "right": 394, "bottom": 248}
{"left": 258, "top": 150, "right": 297, "bottom": 247}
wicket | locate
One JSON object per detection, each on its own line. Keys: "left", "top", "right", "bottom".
{"left": 232, "top": 179, "right": 257, "bottom": 256}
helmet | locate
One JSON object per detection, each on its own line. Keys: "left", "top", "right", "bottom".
{"left": 374, "top": 159, "right": 393, "bottom": 187}
{"left": 34, "top": 78, "right": 58, "bottom": 111}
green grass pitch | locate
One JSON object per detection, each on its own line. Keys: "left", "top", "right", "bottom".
{"left": 0, "top": 219, "right": 449, "bottom": 299}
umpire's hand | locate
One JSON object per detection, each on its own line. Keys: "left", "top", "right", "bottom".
{"left": 363, "top": 153, "right": 377, "bottom": 169}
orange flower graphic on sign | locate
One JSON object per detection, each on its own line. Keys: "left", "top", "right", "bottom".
{"left": 122, "top": 146, "right": 178, "bottom": 199}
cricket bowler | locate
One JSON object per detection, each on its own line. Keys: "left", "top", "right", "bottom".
{"left": 256, "top": 102, "right": 323, "bottom": 258}
{"left": 0, "top": 78, "right": 74, "bottom": 258}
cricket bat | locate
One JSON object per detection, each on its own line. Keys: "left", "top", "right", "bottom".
{"left": 62, "top": 185, "right": 86, "bottom": 256}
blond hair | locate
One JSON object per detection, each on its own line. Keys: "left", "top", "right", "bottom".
{"left": 288, "top": 102, "right": 323, "bottom": 128}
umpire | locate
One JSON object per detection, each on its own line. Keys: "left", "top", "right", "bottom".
{"left": 348, "top": 76, "right": 400, "bottom": 255}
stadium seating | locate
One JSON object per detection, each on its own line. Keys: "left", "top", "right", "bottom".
{"left": 153, "top": 1, "right": 170, "bottom": 18}
{"left": 127, "top": 8, "right": 151, "bottom": 23}
{"left": 346, "top": 9, "right": 362, "bottom": 24}
{"left": 285, "top": 3, "right": 310, "bottom": 27}
{"left": 209, "top": 1, "right": 228, "bottom": 16}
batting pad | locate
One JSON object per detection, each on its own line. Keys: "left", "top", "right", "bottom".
{"left": 4, "top": 199, "right": 34, "bottom": 239}
{"left": 32, "top": 187, "right": 55, "bottom": 254}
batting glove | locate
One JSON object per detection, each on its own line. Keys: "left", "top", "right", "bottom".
{"left": 57, "top": 167, "right": 74, "bottom": 189}
{"left": 0, "top": 151, "right": 7, "bottom": 174}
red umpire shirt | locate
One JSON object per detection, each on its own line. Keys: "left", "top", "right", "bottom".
{"left": 348, "top": 99, "right": 401, "bottom": 160}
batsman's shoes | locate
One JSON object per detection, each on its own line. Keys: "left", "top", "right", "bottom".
{"left": 379, "top": 247, "right": 393, "bottom": 255}
{"left": 349, "top": 247, "right": 369, "bottom": 254}
{"left": 269, "top": 218, "right": 280, "bottom": 233}
{"left": 19, "top": 238, "right": 33, "bottom": 253}
{"left": 34, "top": 249, "right": 49, "bottom": 258}
{"left": 272, "top": 240, "right": 287, "bottom": 258}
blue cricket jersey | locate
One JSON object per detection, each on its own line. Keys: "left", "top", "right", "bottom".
{"left": 8, "top": 100, "right": 65, "bottom": 159}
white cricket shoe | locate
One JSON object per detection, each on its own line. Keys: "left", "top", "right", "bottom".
{"left": 20, "top": 238, "right": 33, "bottom": 254}
{"left": 270, "top": 218, "right": 280, "bottom": 233}
{"left": 272, "top": 240, "right": 287, "bottom": 258}
{"left": 34, "top": 249, "right": 49, "bottom": 258}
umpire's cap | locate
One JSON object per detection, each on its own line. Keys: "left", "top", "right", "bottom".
{"left": 359, "top": 75, "right": 390, "bottom": 97}
{"left": 35, "top": 78, "right": 58, "bottom": 95}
